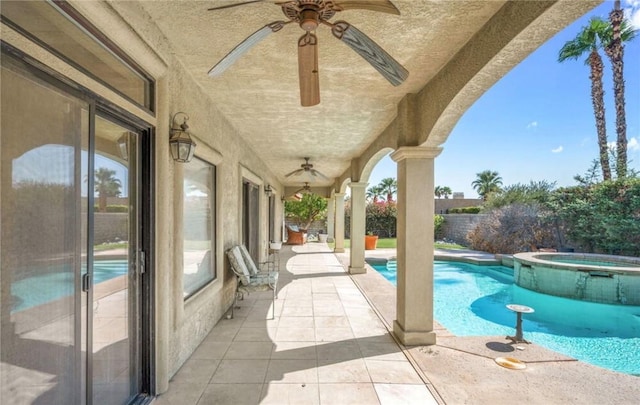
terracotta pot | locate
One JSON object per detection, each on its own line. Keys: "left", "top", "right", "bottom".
{"left": 364, "top": 235, "right": 378, "bottom": 250}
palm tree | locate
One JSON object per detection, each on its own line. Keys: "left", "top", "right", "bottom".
{"left": 559, "top": 17, "right": 612, "bottom": 180}
{"left": 434, "top": 186, "right": 443, "bottom": 199}
{"left": 472, "top": 170, "right": 502, "bottom": 201}
{"left": 95, "top": 167, "right": 122, "bottom": 212}
{"left": 441, "top": 186, "right": 452, "bottom": 199}
{"left": 604, "top": 2, "right": 637, "bottom": 178}
{"left": 378, "top": 177, "right": 397, "bottom": 202}
{"left": 366, "top": 185, "right": 384, "bottom": 203}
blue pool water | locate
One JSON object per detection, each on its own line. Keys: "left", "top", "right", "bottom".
{"left": 371, "top": 260, "right": 640, "bottom": 376}
{"left": 11, "top": 260, "right": 128, "bottom": 312}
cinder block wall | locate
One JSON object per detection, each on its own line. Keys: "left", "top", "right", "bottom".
{"left": 440, "top": 214, "right": 486, "bottom": 245}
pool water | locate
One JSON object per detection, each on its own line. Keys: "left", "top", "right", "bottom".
{"left": 11, "top": 260, "right": 128, "bottom": 312}
{"left": 371, "top": 260, "right": 640, "bottom": 376}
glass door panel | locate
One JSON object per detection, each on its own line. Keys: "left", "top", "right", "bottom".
{"left": 1, "top": 57, "right": 88, "bottom": 404}
{"left": 91, "top": 117, "right": 139, "bottom": 405}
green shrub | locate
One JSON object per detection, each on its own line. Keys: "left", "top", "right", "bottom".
{"left": 448, "top": 206, "right": 482, "bottom": 214}
{"left": 434, "top": 214, "right": 445, "bottom": 238}
{"left": 545, "top": 178, "right": 640, "bottom": 256}
{"left": 94, "top": 204, "right": 129, "bottom": 213}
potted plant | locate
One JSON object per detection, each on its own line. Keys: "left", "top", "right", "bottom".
{"left": 365, "top": 231, "right": 378, "bottom": 250}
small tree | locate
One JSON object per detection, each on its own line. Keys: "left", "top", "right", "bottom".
{"left": 284, "top": 193, "right": 327, "bottom": 230}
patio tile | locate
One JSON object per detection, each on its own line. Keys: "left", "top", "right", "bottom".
{"left": 260, "top": 382, "right": 320, "bottom": 404}
{"left": 170, "top": 358, "right": 220, "bottom": 384}
{"left": 154, "top": 381, "right": 206, "bottom": 405}
{"left": 224, "top": 341, "right": 274, "bottom": 359}
{"left": 265, "top": 359, "right": 319, "bottom": 383}
{"left": 279, "top": 316, "right": 314, "bottom": 328}
{"left": 314, "top": 316, "right": 350, "bottom": 328}
{"left": 271, "top": 341, "right": 318, "bottom": 360}
{"left": 315, "top": 327, "right": 355, "bottom": 342}
{"left": 318, "top": 383, "right": 380, "bottom": 405}
{"left": 275, "top": 327, "right": 316, "bottom": 342}
{"left": 316, "top": 340, "right": 361, "bottom": 361}
{"left": 313, "top": 304, "right": 345, "bottom": 317}
{"left": 311, "top": 293, "right": 340, "bottom": 301}
{"left": 209, "top": 359, "right": 268, "bottom": 384}
{"left": 357, "top": 342, "right": 406, "bottom": 361}
{"left": 282, "top": 305, "right": 314, "bottom": 317}
{"left": 233, "top": 327, "right": 277, "bottom": 342}
{"left": 204, "top": 325, "right": 240, "bottom": 342}
{"left": 198, "top": 383, "right": 263, "bottom": 405}
{"left": 242, "top": 317, "right": 279, "bottom": 328}
{"left": 190, "top": 341, "right": 231, "bottom": 360}
{"left": 317, "top": 358, "right": 371, "bottom": 383}
{"left": 374, "top": 383, "right": 438, "bottom": 405}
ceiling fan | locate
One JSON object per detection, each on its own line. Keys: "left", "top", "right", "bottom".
{"left": 295, "top": 182, "right": 313, "bottom": 194}
{"left": 207, "top": 0, "right": 408, "bottom": 107}
{"left": 285, "top": 157, "right": 328, "bottom": 179}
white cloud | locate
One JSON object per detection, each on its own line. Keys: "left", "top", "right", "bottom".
{"left": 624, "top": 0, "right": 640, "bottom": 29}
{"left": 526, "top": 121, "right": 538, "bottom": 130}
{"left": 607, "top": 138, "right": 640, "bottom": 152}
{"left": 552, "top": 146, "right": 564, "bottom": 153}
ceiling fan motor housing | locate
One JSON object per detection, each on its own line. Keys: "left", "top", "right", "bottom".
{"left": 282, "top": 0, "right": 337, "bottom": 30}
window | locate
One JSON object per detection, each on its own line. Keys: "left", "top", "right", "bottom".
{"left": 183, "top": 157, "right": 216, "bottom": 298}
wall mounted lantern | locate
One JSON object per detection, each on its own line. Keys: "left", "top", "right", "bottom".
{"left": 264, "top": 184, "right": 273, "bottom": 197}
{"left": 169, "top": 112, "right": 196, "bottom": 163}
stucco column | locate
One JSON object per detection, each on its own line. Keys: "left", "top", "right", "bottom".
{"left": 391, "top": 146, "right": 442, "bottom": 345}
{"left": 334, "top": 193, "right": 346, "bottom": 253}
{"left": 349, "top": 182, "right": 367, "bottom": 274}
{"left": 326, "top": 195, "right": 335, "bottom": 242}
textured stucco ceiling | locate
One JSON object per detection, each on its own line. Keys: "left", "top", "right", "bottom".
{"left": 135, "top": 0, "right": 535, "bottom": 187}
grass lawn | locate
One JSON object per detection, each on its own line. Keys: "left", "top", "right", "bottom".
{"left": 328, "top": 238, "right": 465, "bottom": 250}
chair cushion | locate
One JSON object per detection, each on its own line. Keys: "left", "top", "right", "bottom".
{"left": 289, "top": 225, "right": 299, "bottom": 232}
{"left": 226, "top": 247, "right": 251, "bottom": 285}
{"left": 238, "top": 245, "right": 259, "bottom": 276}
{"left": 248, "top": 271, "right": 278, "bottom": 287}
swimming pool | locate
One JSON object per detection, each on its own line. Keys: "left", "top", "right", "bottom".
{"left": 370, "top": 260, "right": 640, "bottom": 376}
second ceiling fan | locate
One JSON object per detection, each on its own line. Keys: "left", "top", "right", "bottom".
{"left": 208, "top": 0, "right": 408, "bottom": 107}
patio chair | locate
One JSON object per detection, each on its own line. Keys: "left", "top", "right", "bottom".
{"left": 286, "top": 225, "right": 307, "bottom": 245}
{"left": 226, "top": 245, "right": 279, "bottom": 319}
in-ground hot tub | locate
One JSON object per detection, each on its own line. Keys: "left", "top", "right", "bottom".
{"left": 513, "top": 252, "right": 640, "bottom": 305}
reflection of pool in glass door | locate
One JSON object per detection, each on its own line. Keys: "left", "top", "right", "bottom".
{"left": 92, "top": 116, "right": 140, "bottom": 405}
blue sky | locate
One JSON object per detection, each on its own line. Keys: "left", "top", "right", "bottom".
{"left": 369, "top": 0, "right": 640, "bottom": 199}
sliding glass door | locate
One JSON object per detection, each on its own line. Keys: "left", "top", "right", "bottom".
{"left": 1, "top": 51, "right": 148, "bottom": 405}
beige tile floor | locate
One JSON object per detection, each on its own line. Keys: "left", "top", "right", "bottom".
{"left": 154, "top": 243, "right": 438, "bottom": 405}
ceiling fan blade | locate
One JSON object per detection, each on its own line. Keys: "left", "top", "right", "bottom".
{"left": 333, "top": 0, "right": 400, "bottom": 15}
{"left": 208, "top": 21, "right": 287, "bottom": 77}
{"left": 310, "top": 169, "right": 329, "bottom": 180}
{"left": 330, "top": 21, "right": 408, "bottom": 86}
{"left": 298, "top": 33, "right": 320, "bottom": 107}
{"left": 207, "top": 0, "right": 265, "bottom": 11}
{"left": 285, "top": 168, "right": 303, "bottom": 177}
